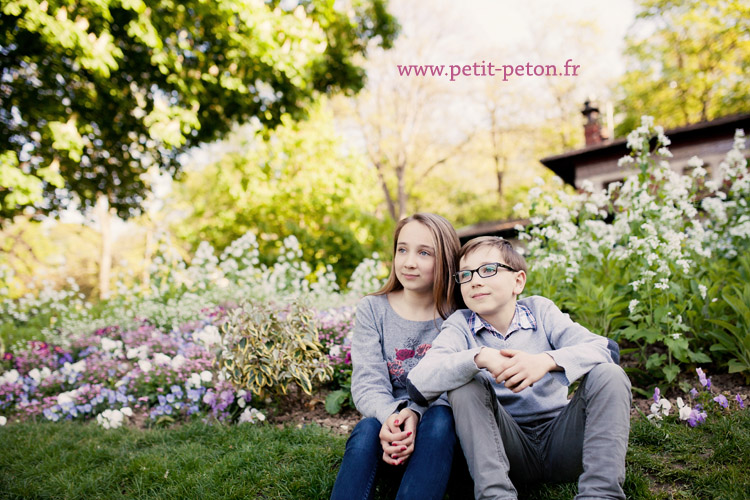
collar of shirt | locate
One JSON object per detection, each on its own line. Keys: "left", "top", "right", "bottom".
{"left": 469, "top": 303, "right": 537, "bottom": 339}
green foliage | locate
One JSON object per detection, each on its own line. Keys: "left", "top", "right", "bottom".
{"left": 2, "top": 410, "right": 750, "bottom": 499}
{"left": 170, "top": 103, "right": 391, "bottom": 284}
{"left": 708, "top": 282, "right": 750, "bottom": 379}
{"left": 219, "top": 301, "right": 334, "bottom": 399}
{"left": 0, "top": 421, "right": 347, "bottom": 500}
{"left": 0, "top": 0, "right": 398, "bottom": 221}
{"left": 616, "top": 0, "right": 750, "bottom": 135}
{"left": 522, "top": 119, "right": 750, "bottom": 386}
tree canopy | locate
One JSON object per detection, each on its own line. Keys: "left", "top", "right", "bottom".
{"left": 169, "top": 102, "right": 390, "bottom": 282}
{"left": 616, "top": 0, "right": 750, "bottom": 135}
{"left": 0, "top": 0, "right": 398, "bottom": 222}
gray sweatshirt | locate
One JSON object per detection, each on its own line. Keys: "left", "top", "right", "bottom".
{"left": 407, "top": 295, "right": 613, "bottom": 424}
{"left": 351, "top": 294, "right": 449, "bottom": 424}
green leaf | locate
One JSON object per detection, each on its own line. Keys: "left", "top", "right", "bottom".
{"left": 325, "top": 390, "right": 350, "bottom": 415}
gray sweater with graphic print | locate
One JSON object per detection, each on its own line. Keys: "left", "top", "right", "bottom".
{"left": 351, "top": 294, "right": 449, "bottom": 424}
{"left": 407, "top": 295, "right": 613, "bottom": 424}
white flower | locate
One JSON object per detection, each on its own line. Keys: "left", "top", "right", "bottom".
{"left": 617, "top": 156, "right": 635, "bottom": 167}
{"left": 138, "top": 359, "right": 153, "bottom": 373}
{"left": 101, "top": 337, "right": 124, "bottom": 354}
{"left": 671, "top": 333, "right": 681, "bottom": 340}
{"left": 127, "top": 345, "right": 149, "bottom": 360}
{"left": 200, "top": 370, "right": 213, "bottom": 383}
{"left": 153, "top": 353, "right": 171, "bottom": 366}
{"left": 97, "top": 409, "right": 127, "bottom": 429}
{"left": 121, "top": 407, "right": 133, "bottom": 417}
{"left": 0, "top": 369, "right": 19, "bottom": 385}
{"left": 676, "top": 397, "right": 693, "bottom": 421}
{"left": 650, "top": 398, "right": 672, "bottom": 418}
{"left": 57, "top": 391, "right": 75, "bottom": 406}
{"left": 628, "top": 299, "right": 639, "bottom": 315}
{"left": 171, "top": 354, "right": 186, "bottom": 370}
{"left": 187, "top": 373, "right": 202, "bottom": 388}
{"left": 238, "top": 407, "right": 266, "bottom": 424}
{"left": 699, "top": 284, "right": 708, "bottom": 300}
{"left": 0, "top": 416, "right": 6, "bottom": 426}
{"left": 194, "top": 325, "right": 221, "bottom": 347}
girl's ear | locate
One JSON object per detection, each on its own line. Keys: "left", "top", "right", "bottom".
{"left": 513, "top": 270, "right": 527, "bottom": 296}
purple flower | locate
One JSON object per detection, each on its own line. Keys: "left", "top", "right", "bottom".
{"left": 696, "top": 367, "right": 710, "bottom": 387}
{"left": 713, "top": 395, "right": 729, "bottom": 409}
{"left": 687, "top": 407, "right": 707, "bottom": 427}
{"left": 690, "top": 388, "right": 699, "bottom": 398}
{"left": 202, "top": 391, "right": 216, "bottom": 406}
{"left": 735, "top": 394, "right": 745, "bottom": 409}
{"left": 653, "top": 387, "right": 661, "bottom": 403}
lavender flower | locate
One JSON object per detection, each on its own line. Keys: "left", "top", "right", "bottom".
{"left": 713, "top": 395, "right": 729, "bottom": 409}
{"left": 736, "top": 394, "right": 745, "bottom": 409}
{"left": 696, "top": 367, "right": 711, "bottom": 388}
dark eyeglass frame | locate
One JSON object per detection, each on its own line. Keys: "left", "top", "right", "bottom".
{"left": 454, "top": 262, "right": 517, "bottom": 284}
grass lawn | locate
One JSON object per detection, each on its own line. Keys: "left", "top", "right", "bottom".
{"left": 1, "top": 410, "right": 749, "bottom": 500}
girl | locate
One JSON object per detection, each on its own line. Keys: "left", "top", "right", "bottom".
{"left": 330, "top": 213, "right": 462, "bottom": 500}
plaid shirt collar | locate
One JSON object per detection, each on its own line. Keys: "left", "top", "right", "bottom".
{"left": 469, "top": 302, "right": 537, "bottom": 339}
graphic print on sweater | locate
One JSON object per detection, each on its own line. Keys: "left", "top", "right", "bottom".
{"left": 387, "top": 342, "right": 432, "bottom": 391}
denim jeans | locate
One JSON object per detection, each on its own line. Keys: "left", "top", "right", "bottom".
{"left": 330, "top": 404, "right": 457, "bottom": 500}
{"left": 448, "top": 363, "right": 631, "bottom": 500}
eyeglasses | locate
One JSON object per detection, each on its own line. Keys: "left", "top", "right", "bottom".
{"left": 454, "top": 262, "right": 517, "bottom": 284}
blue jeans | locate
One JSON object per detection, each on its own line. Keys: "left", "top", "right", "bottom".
{"left": 330, "top": 405, "right": 457, "bottom": 500}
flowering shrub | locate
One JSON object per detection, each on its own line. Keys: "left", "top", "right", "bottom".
{"left": 0, "top": 318, "right": 267, "bottom": 427}
{"left": 646, "top": 368, "right": 746, "bottom": 428}
{"left": 520, "top": 119, "right": 750, "bottom": 385}
{"left": 0, "top": 233, "right": 385, "bottom": 351}
{"left": 316, "top": 306, "right": 356, "bottom": 414}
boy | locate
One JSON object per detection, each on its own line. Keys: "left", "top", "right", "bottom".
{"left": 407, "top": 237, "right": 631, "bottom": 500}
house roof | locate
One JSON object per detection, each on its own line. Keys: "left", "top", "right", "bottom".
{"left": 456, "top": 218, "right": 530, "bottom": 243}
{"left": 540, "top": 113, "right": 750, "bottom": 186}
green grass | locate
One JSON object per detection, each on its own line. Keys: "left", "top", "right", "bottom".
{"left": 1, "top": 411, "right": 749, "bottom": 500}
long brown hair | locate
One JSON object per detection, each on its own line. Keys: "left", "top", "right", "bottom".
{"left": 373, "top": 213, "right": 460, "bottom": 319}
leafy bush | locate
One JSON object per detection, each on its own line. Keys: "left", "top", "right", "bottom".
{"left": 219, "top": 301, "right": 333, "bottom": 398}
{"left": 521, "top": 119, "right": 750, "bottom": 386}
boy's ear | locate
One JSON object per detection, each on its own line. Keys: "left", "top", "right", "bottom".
{"left": 513, "top": 270, "right": 527, "bottom": 296}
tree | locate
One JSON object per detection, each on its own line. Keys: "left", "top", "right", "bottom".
{"left": 168, "top": 102, "right": 390, "bottom": 282}
{"left": 616, "top": 0, "right": 750, "bottom": 135}
{"left": 0, "top": 0, "right": 398, "bottom": 221}
{"left": 334, "top": 1, "right": 475, "bottom": 222}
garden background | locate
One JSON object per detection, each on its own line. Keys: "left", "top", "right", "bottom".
{"left": 1, "top": 0, "right": 749, "bottom": 498}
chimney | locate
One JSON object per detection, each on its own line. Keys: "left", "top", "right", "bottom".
{"left": 582, "top": 100, "right": 604, "bottom": 146}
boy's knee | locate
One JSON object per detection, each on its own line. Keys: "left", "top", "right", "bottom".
{"left": 585, "top": 363, "right": 631, "bottom": 395}
{"left": 447, "top": 378, "right": 491, "bottom": 409}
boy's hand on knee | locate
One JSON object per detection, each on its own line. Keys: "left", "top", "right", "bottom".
{"left": 379, "top": 409, "right": 417, "bottom": 465}
{"left": 495, "top": 349, "right": 559, "bottom": 393}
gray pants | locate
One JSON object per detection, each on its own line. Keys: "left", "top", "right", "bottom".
{"left": 448, "top": 363, "right": 631, "bottom": 500}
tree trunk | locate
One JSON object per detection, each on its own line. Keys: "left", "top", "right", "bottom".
{"left": 96, "top": 195, "right": 113, "bottom": 300}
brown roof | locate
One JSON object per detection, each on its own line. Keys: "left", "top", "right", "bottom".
{"left": 540, "top": 113, "right": 750, "bottom": 186}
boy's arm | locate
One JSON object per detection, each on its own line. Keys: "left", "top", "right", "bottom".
{"left": 534, "top": 297, "right": 614, "bottom": 385}
{"left": 406, "top": 316, "right": 482, "bottom": 406}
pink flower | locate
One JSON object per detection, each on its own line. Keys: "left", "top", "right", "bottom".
{"left": 395, "top": 349, "right": 415, "bottom": 361}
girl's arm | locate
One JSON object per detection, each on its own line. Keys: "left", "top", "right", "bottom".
{"left": 350, "top": 298, "right": 409, "bottom": 424}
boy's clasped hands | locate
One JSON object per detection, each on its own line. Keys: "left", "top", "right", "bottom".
{"left": 475, "top": 347, "right": 560, "bottom": 393}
